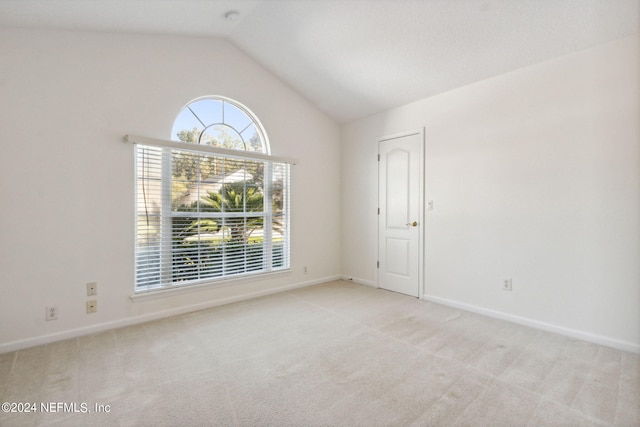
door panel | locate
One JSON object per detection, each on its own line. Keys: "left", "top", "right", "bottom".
{"left": 378, "top": 131, "right": 423, "bottom": 297}
{"left": 386, "top": 149, "right": 410, "bottom": 229}
{"left": 385, "top": 238, "right": 410, "bottom": 276}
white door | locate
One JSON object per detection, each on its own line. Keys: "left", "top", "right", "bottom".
{"left": 378, "top": 131, "right": 423, "bottom": 297}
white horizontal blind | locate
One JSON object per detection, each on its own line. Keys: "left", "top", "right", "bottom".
{"left": 135, "top": 142, "right": 290, "bottom": 292}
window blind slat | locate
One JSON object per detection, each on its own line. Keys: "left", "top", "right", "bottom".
{"left": 134, "top": 142, "right": 290, "bottom": 292}
{"left": 126, "top": 134, "right": 297, "bottom": 165}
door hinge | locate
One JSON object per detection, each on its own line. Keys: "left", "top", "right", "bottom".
{"left": 378, "top": 154, "right": 380, "bottom": 161}
{"left": 377, "top": 207, "right": 380, "bottom": 215}
{"left": 377, "top": 261, "right": 380, "bottom": 268}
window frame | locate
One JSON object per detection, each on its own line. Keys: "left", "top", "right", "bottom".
{"left": 129, "top": 98, "right": 295, "bottom": 295}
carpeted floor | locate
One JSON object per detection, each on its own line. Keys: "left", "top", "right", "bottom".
{"left": 1, "top": 280, "right": 639, "bottom": 426}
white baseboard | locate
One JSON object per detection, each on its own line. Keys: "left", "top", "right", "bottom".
{"left": 0, "top": 275, "right": 342, "bottom": 354}
{"left": 341, "top": 275, "right": 377, "bottom": 287}
{"left": 423, "top": 294, "right": 640, "bottom": 354}
{"left": 7, "top": 279, "right": 635, "bottom": 355}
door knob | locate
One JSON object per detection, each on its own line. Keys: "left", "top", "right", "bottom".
{"left": 406, "top": 221, "right": 418, "bottom": 227}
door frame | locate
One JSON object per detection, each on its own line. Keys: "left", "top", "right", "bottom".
{"left": 377, "top": 128, "right": 425, "bottom": 299}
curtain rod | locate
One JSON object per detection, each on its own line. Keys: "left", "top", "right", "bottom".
{"left": 123, "top": 134, "right": 298, "bottom": 165}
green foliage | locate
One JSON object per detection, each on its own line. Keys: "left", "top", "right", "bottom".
{"left": 173, "top": 182, "right": 266, "bottom": 247}
{"left": 168, "top": 126, "right": 279, "bottom": 282}
{"left": 173, "top": 128, "right": 214, "bottom": 181}
{"left": 201, "top": 182, "right": 263, "bottom": 213}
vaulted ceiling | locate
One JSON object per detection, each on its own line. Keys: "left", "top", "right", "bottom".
{"left": 1, "top": 0, "right": 638, "bottom": 123}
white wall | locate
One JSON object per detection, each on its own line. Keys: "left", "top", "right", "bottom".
{"left": 341, "top": 35, "right": 640, "bottom": 352}
{"left": 0, "top": 28, "right": 342, "bottom": 352}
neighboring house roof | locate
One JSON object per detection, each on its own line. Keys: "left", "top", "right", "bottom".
{"left": 175, "top": 169, "right": 254, "bottom": 206}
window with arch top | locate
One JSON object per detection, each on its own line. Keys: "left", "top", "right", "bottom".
{"left": 171, "top": 96, "right": 269, "bottom": 153}
{"left": 133, "top": 96, "right": 292, "bottom": 293}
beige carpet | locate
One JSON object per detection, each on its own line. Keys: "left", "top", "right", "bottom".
{"left": 1, "top": 280, "right": 638, "bottom": 426}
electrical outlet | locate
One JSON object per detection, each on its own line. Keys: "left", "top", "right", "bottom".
{"left": 503, "top": 279, "right": 513, "bottom": 291}
{"left": 46, "top": 305, "right": 58, "bottom": 321}
{"left": 86, "top": 300, "right": 97, "bottom": 314}
{"left": 86, "top": 282, "right": 97, "bottom": 296}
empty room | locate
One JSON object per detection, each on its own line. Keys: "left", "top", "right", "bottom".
{"left": 0, "top": 0, "right": 638, "bottom": 426}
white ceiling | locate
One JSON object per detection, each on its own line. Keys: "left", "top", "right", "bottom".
{"left": 1, "top": 0, "right": 638, "bottom": 123}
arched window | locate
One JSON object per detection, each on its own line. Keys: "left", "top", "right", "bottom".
{"left": 132, "top": 97, "right": 292, "bottom": 293}
{"left": 171, "top": 96, "right": 269, "bottom": 154}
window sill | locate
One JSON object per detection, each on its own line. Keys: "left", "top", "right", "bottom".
{"left": 130, "top": 269, "right": 292, "bottom": 302}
